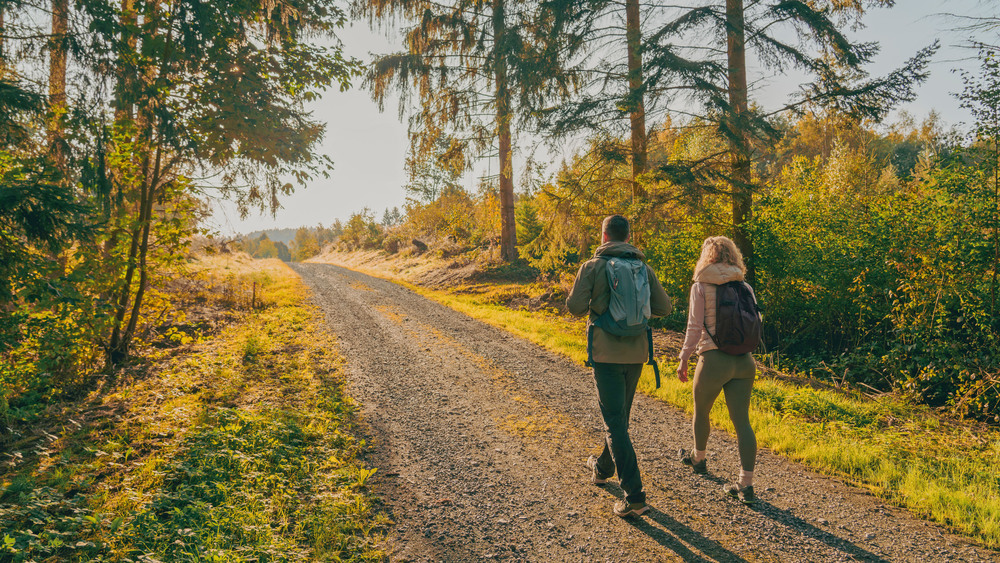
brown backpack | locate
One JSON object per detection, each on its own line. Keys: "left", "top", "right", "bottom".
{"left": 704, "top": 281, "right": 762, "bottom": 355}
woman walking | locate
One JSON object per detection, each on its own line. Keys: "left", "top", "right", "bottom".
{"left": 676, "top": 236, "right": 759, "bottom": 503}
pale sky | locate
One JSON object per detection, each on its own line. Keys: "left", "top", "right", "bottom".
{"left": 207, "top": 0, "right": 997, "bottom": 236}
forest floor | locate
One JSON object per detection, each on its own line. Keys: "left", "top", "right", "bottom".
{"left": 0, "top": 256, "right": 385, "bottom": 562}
{"left": 295, "top": 255, "right": 1000, "bottom": 563}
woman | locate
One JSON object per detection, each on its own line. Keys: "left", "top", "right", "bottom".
{"left": 676, "top": 236, "right": 758, "bottom": 503}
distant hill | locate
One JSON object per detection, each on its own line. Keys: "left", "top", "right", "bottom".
{"left": 243, "top": 228, "right": 298, "bottom": 244}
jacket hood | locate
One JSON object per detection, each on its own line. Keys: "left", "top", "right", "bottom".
{"left": 594, "top": 241, "right": 646, "bottom": 261}
{"left": 693, "top": 262, "right": 744, "bottom": 284}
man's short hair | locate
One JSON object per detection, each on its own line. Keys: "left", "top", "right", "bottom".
{"left": 602, "top": 215, "right": 630, "bottom": 242}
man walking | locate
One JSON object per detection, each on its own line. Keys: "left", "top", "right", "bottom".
{"left": 566, "top": 215, "right": 672, "bottom": 517}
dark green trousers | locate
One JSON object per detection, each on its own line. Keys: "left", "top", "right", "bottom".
{"left": 693, "top": 349, "right": 757, "bottom": 472}
{"left": 592, "top": 362, "right": 645, "bottom": 503}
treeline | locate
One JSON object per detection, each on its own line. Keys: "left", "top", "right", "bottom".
{"left": 1, "top": 1, "right": 355, "bottom": 416}
{"left": 353, "top": 1, "right": 998, "bottom": 419}
{"left": 345, "top": 93, "right": 1000, "bottom": 421}
{"left": 236, "top": 207, "right": 406, "bottom": 262}
{"left": 237, "top": 223, "right": 346, "bottom": 262}
{"left": 364, "top": 0, "right": 943, "bottom": 268}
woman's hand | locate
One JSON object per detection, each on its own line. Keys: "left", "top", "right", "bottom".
{"left": 677, "top": 358, "right": 689, "bottom": 382}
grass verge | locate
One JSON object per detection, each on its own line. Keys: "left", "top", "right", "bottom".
{"left": 0, "top": 255, "right": 386, "bottom": 562}
{"left": 345, "top": 266, "right": 1000, "bottom": 549}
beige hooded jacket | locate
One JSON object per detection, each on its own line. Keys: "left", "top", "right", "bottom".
{"left": 678, "top": 263, "right": 757, "bottom": 362}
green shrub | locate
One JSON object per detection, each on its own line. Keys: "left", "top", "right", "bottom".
{"left": 751, "top": 151, "right": 1000, "bottom": 419}
{"left": 340, "top": 209, "right": 384, "bottom": 250}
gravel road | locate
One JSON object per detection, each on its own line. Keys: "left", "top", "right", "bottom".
{"left": 292, "top": 262, "right": 998, "bottom": 563}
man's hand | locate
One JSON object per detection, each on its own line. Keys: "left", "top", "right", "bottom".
{"left": 677, "top": 358, "right": 689, "bottom": 382}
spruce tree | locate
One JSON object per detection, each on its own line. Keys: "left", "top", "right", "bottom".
{"left": 644, "top": 0, "right": 935, "bottom": 281}
{"left": 363, "top": 0, "right": 563, "bottom": 261}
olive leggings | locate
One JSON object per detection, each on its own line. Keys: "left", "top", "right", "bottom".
{"left": 693, "top": 349, "right": 757, "bottom": 472}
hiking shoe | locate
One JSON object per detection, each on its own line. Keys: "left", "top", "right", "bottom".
{"left": 724, "top": 482, "right": 756, "bottom": 504}
{"left": 679, "top": 449, "right": 707, "bottom": 474}
{"left": 613, "top": 499, "right": 650, "bottom": 518}
{"left": 586, "top": 456, "right": 612, "bottom": 485}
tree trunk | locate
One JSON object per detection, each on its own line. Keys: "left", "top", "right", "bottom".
{"left": 48, "top": 0, "right": 69, "bottom": 166}
{"left": 725, "top": 0, "right": 755, "bottom": 284}
{"left": 494, "top": 0, "right": 518, "bottom": 262}
{"left": 625, "top": 0, "right": 647, "bottom": 200}
{"left": 120, "top": 148, "right": 161, "bottom": 350}
{"left": 106, "top": 147, "right": 152, "bottom": 367}
{"left": 992, "top": 120, "right": 998, "bottom": 314}
{"left": 106, "top": 0, "right": 170, "bottom": 368}
{"left": 115, "top": 0, "right": 137, "bottom": 124}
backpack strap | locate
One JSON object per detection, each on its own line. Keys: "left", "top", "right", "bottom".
{"left": 703, "top": 319, "right": 722, "bottom": 348}
{"left": 585, "top": 323, "right": 596, "bottom": 367}
{"left": 646, "top": 326, "right": 660, "bottom": 389}
{"left": 585, "top": 255, "right": 610, "bottom": 368}
{"left": 702, "top": 281, "right": 725, "bottom": 348}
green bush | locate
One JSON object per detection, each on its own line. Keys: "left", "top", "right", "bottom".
{"left": 340, "top": 209, "right": 384, "bottom": 250}
{"left": 751, "top": 151, "right": 1000, "bottom": 419}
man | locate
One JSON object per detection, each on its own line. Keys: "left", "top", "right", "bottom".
{"left": 566, "top": 215, "right": 672, "bottom": 517}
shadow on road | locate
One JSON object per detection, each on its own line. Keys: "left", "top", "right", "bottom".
{"left": 679, "top": 470, "right": 889, "bottom": 561}
{"left": 628, "top": 507, "right": 751, "bottom": 563}
{"left": 750, "top": 500, "right": 890, "bottom": 563}
{"left": 601, "top": 479, "right": 889, "bottom": 563}
{"left": 600, "top": 484, "right": 748, "bottom": 562}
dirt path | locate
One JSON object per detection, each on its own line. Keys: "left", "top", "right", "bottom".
{"left": 292, "top": 262, "right": 997, "bottom": 563}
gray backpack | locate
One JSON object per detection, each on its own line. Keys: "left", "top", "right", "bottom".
{"left": 585, "top": 254, "right": 661, "bottom": 387}
{"left": 599, "top": 256, "right": 651, "bottom": 336}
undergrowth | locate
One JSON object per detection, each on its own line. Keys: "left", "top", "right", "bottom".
{"left": 384, "top": 275, "right": 1000, "bottom": 549}
{"left": 0, "top": 256, "right": 386, "bottom": 562}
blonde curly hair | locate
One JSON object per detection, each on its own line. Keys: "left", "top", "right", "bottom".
{"left": 694, "top": 236, "right": 746, "bottom": 278}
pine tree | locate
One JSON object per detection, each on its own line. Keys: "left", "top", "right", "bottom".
{"left": 534, "top": 0, "right": 688, "bottom": 195}
{"left": 363, "top": 0, "right": 561, "bottom": 261}
{"left": 47, "top": 0, "right": 69, "bottom": 169}
{"left": 644, "top": 0, "right": 935, "bottom": 281}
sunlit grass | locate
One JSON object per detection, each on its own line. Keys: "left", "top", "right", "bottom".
{"left": 0, "top": 256, "right": 386, "bottom": 562}
{"left": 424, "top": 285, "right": 586, "bottom": 364}
{"left": 409, "top": 280, "right": 1000, "bottom": 548}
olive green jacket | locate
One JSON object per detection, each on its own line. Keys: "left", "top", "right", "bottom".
{"left": 566, "top": 241, "right": 672, "bottom": 364}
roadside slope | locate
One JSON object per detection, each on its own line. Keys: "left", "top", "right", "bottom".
{"left": 294, "top": 262, "right": 997, "bottom": 563}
